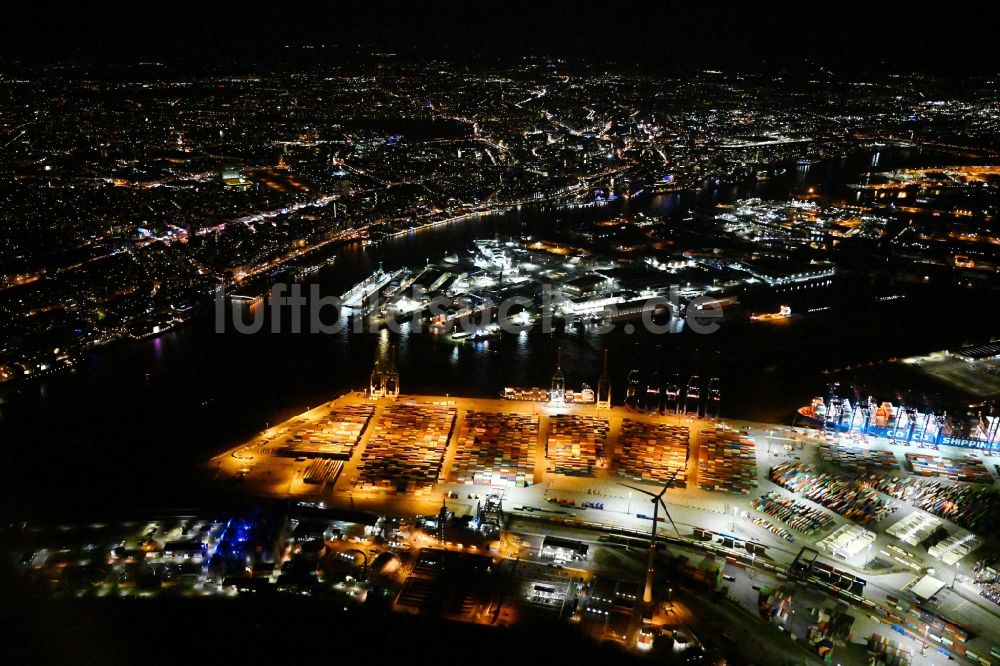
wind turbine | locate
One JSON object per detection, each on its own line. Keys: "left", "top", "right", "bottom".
{"left": 619, "top": 467, "right": 682, "bottom": 604}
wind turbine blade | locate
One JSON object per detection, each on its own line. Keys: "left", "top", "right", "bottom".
{"left": 618, "top": 482, "right": 657, "bottom": 498}
{"left": 656, "top": 467, "right": 682, "bottom": 499}
{"left": 659, "top": 497, "right": 682, "bottom": 538}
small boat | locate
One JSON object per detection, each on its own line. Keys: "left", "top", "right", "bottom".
{"left": 469, "top": 324, "right": 501, "bottom": 341}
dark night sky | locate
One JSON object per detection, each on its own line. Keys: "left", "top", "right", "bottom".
{"left": 1, "top": 0, "right": 998, "bottom": 72}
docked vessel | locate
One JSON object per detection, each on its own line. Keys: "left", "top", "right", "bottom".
{"left": 797, "top": 394, "right": 999, "bottom": 450}
{"left": 227, "top": 277, "right": 269, "bottom": 304}
{"left": 502, "top": 384, "right": 595, "bottom": 403}
{"left": 453, "top": 324, "right": 501, "bottom": 342}
{"left": 750, "top": 305, "right": 792, "bottom": 322}
{"left": 470, "top": 328, "right": 500, "bottom": 342}
{"left": 339, "top": 267, "right": 406, "bottom": 310}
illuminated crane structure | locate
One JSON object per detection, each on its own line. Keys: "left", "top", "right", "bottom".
{"left": 550, "top": 347, "right": 565, "bottom": 404}
{"left": 369, "top": 347, "right": 383, "bottom": 398}
{"left": 684, "top": 375, "right": 701, "bottom": 415}
{"left": 596, "top": 348, "right": 611, "bottom": 410}
{"left": 369, "top": 344, "right": 399, "bottom": 399}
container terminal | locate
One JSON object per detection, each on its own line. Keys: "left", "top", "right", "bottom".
{"left": 190, "top": 350, "right": 1000, "bottom": 664}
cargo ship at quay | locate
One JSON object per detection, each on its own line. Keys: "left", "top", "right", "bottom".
{"left": 797, "top": 394, "right": 1000, "bottom": 450}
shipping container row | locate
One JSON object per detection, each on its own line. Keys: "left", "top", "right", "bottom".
{"left": 283, "top": 404, "right": 375, "bottom": 458}
{"left": 819, "top": 443, "right": 899, "bottom": 473}
{"left": 546, "top": 414, "right": 608, "bottom": 477}
{"left": 858, "top": 474, "right": 1000, "bottom": 533}
{"left": 905, "top": 452, "right": 993, "bottom": 484}
{"left": 615, "top": 419, "right": 689, "bottom": 486}
{"left": 449, "top": 410, "right": 538, "bottom": 488}
{"left": 357, "top": 404, "right": 457, "bottom": 493}
{"left": 751, "top": 491, "right": 835, "bottom": 535}
{"left": 698, "top": 427, "right": 758, "bottom": 494}
{"left": 770, "top": 462, "right": 895, "bottom": 527}
{"left": 303, "top": 459, "right": 344, "bottom": 485}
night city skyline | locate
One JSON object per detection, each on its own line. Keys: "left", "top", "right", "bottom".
{"left": 3, "top": 3, "right": 1000, "bottom": 665}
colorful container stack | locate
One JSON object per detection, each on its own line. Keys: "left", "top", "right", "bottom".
{"left": 284, "top": 404, "right": 375, "bottom": 458}
{"left": 905, "top": 452, "right": 993, "bottom": 484}
{"left": 743, "top": 513, "right": 796, "bottom": 542}
{"left": 867, "top": 633, "right": 913, "bottom": 666}
{"left": 875, "top": 604, "right": 974, "bottom": 662}
{"left": 357, "top": 404, "right": 456, "bottom": 494}
{"left": 697, "top": 427, "right": 758, "bottom": 494}
{"left": 769, "top": 462, "right": 893, "bottom": 527}
{"left": 858, "top": 475, "right": 1000, "bottom": 532}
{"left": 449, "top": 411, "right": 537, "bottom": 488}
{"left": 980, "top": 578, "right": 1000, "bottom": 607}
{"left": 546, "top": 414, "right": 608, "bottom": 477}
{"left": 819, "top": 443, "right": 899, "bottom": 473}
{"left": 616, "top": 419, "right": 689, "bottom": 486}
{"left": 751, "top": 491, "right": 834, "bottom": 535}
